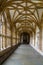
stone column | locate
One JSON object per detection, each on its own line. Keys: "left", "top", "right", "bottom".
{"left": 34, "top": 32, "right": 36, "bottom": 46}
{"left": 35, "top": 26, "right": 39, "bottom": 49}
{"left": 32, "top": 32, "right": 34, "bottom": 46}
{"left": 15, "top": 31, "right": 17, "bottom": 44}
{"left": 11, "top": 27, "right": 13, "bottom": 46}
{"left": 12, "top": 27, "right": 17, "bottom": 46}
{"left": 42, "top": 24, "right": 43, "bottom": 51}
{"left": 39, "top": 28, "right": 42, "bottom": 51}
{"left": 30, "top": 33, "right": 33, "bottom": 45}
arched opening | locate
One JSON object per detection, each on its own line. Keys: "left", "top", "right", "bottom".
{"left": 20, "top": 32, "right": 30, "bottom": 44}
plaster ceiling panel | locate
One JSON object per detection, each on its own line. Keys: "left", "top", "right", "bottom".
{"left": 21, "top": 3, "right": 26, "bottom": 7}
{"left": 34, "top": 10, "right": 39, "bottom": 21}
{"left": 12, "top": 4, "right": 17, "bottom": 7}
{"left": 16, "top": 22, "right": 21, "bottom": 28}
{"left": 38, "top": 9, "right": 43, "bottom": 20}
{"left": 19, "top": 28, "right": 22, "bottom": 31}
{"left": 7, "top": 6, "right": 14, "bottom": 9}
{"left": 31, "top": 0, "right": 43, "bottom": 3}
{"left": 27, "top": 3, "right": 32, "bottom": 6}
{"left": 13, "top": 11, "right": 19, "bottom": 20}
{"left": 9, "top": 10, "right": 15, "bottom": 20}
{"left": 13, "top": 1, "right": 23, "bottom": 3}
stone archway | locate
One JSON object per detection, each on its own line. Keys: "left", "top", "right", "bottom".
{"left": 20, "top": 32, "right": 30, "bottom": 44}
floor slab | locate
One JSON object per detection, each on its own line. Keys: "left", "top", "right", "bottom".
{"left": 2, "top": 44, "right": 43, "bottom": 65}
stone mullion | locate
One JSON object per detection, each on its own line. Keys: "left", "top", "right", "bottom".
{"left": 5, "top": 22, "right": 7, "bottom": 48}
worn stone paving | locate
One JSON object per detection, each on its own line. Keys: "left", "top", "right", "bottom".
{"left": 2, "top": 44, "right": 43, "bottom": 65}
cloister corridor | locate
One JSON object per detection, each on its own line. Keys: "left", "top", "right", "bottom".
{"left": 0, "top": 0, "right": 43, "bottom": 65}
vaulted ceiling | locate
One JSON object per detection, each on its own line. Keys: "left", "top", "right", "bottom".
{"left": 0, "top": 0, "right": 43, "bottom": 33}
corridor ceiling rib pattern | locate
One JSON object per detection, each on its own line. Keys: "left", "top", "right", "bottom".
{"left": 0, "top": 0, "right": 43, "bottom": 33}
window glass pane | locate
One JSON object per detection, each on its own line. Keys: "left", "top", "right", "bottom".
{"left": 8, "top": 38, "right": 11, "bottom": 47}
{"left": 0, "top": 36, "right": 2, "bottom": 51}
{"left": 13, "top": 39, "right": 16, "bottom": 45}
{"left": 13, "top": 31, "right": 16, "bottom": 38}
{"left": 3, "top": 37, "right": 5, "bottom": 49}
{"left": 7, "top": 28, "right": 11, "bottom": 36}
{"left": 7, "top": 22, "right": 10, "bottom": 28}
{"left": 16, "top": 38, "right": 19, "bottom": 44}
{"left": 2, "top": 23, "right": 5, "bottom": 35}
{"left": 0, "top": 22, "right": 2, "bottom": 34}
{"left": 7, "top": 38, "right": 11, "bottom": 48}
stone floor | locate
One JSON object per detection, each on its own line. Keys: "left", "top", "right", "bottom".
{"left": 2, "top": 44, "right": 43, "bottom": 65}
